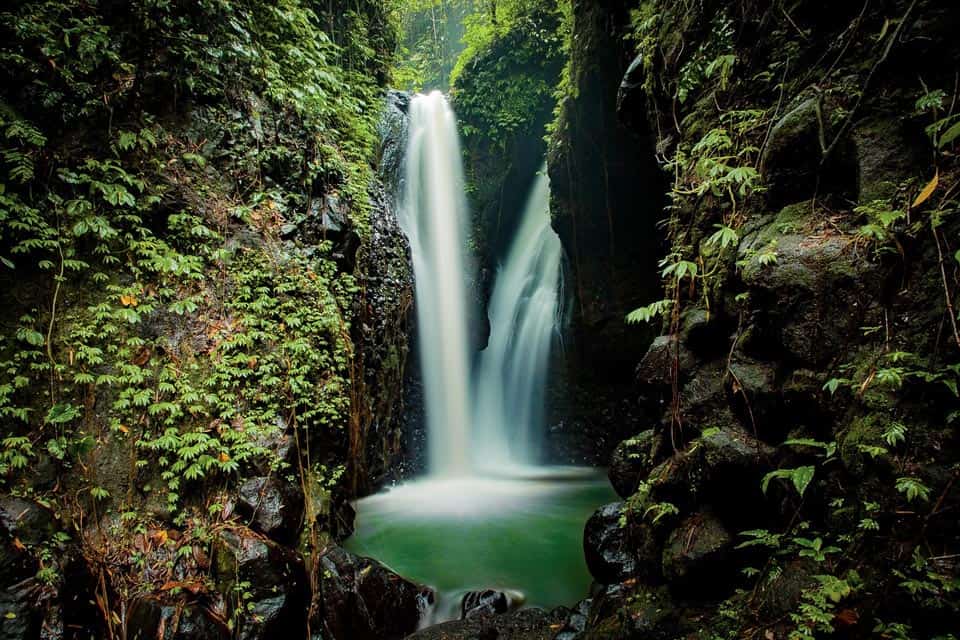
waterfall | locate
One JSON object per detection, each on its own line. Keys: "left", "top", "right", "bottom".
{"left": 400, "top": 91, "right": 475, "bottom": 477}
{"left": 400, "top": 92, "right": 562, "bottom": 476}
{"left": 473, "top": 169, "right": 562, "bottom": 469}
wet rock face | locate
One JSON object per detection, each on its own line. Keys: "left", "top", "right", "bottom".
{"left": 213, "top": 526, "right": 308, "bottom": 640}
{"left": 236, "top": 476, "right": 304, "bottom": 544}
{"left": 661, "top": 511, "right": 734, "bottom": 594}
{"left": 584, "top": 502, "right": 638, "bottom": 584}
{"left": 314, "top": 545, "right": 433, "bottom": 640}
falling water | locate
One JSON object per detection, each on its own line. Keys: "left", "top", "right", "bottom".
{"left": 347, "top": 95, "right": 613, "bottom": 622}
{"left": 399, "top": 91, "right": 474, "bottom": 477}
{"left": 473, "top": 169, "right": 562, "bottom": 469}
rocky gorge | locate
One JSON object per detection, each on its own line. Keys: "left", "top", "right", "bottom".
{"left": 1, "top": 1, "right": 959, "bottom": 639}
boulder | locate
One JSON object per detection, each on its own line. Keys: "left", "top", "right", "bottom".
{"left": 759, "top": 96, "right": 855, "bottom": 207}
{"left": 460, "top": 589, "right": 519, "bottom": 619}
{"left": 314, "top": 545, "right": 433, "bottom": 640}
{"left": 236, "top": 476, "right": 304, "bottom": 544}
{"left": 609, "top": 430, "right": 660, "bottom": 498}
{"left": 583, "top": 502, "right": 638, "bottom": 584}
{"left": 212, "top": 526, "right": 307, "bottom": 639}
{"left": 126, "top": 599, "right": 228, "bottom": 640}
{"left": 662, "top": 511, "right": 733, "bottom": 593}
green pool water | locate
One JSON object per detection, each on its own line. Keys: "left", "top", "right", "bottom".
{"left": 344, "top": 469, "right": 616, "bottom": 622}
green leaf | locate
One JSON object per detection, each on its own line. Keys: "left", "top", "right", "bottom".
{"left": 762, "top": 466, "right": 816, "bottom": 498}
{"left": 45, "top": 403, "right": 81, "bottom": 425}
{"left": 939, "top": 120, "right": 960, "bottom": 148}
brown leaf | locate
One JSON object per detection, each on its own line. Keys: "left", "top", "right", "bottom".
{"left": 131, "top": 347, "right": 151, "bottom": 366}
{"left": 835, "top": 608, "right": 859, "bottom": 627}
{"left": 119, "top": 294, "right": 138, "bottom": 307}
{"left": 150, "top": 529, "right": 168, "bottom": 546}
{"left": 912, "top": 170, "right": 939, "bottom": 209}
{"left": 11, "top": 537, "right": 26, "bottom": 552}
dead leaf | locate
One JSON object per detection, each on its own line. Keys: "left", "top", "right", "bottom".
{"left": 150, "top": 529, "right": 168, "bottom": 545}
{"left": 218, "top": 452, "right": 231, "bottom": 463}
{"left": 132, "top": 347, "right": 151, "bottom": 366}
{"left": 12, "top": 537, "right": 26, "bottom": 552}
{"left": 119, "top": 294, "right": 138, "bottom": 307}
{"left": 765, "top": 631, "right": 775, "bottom": 640}
{"left": 912, "top": 170, "right": 939, "bottom": 209}
{"left": 117, "top": 424, "right": 130, "bottom": 435}
{"left": 835, "top": 608, "right": 859, "bottom": 627}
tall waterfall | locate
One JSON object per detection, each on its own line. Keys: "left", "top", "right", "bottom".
{"left": 473, "top": 169, "right": 562, "bottom": 468}
{"left": 400, "top": 92, "right": 562, "bottom": 476}
{"left": 400, "top": 92, "right": 475, "bottom": 477}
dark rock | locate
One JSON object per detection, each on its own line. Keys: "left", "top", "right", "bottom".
{"left": 0, "top": 496, "right": 56, "bottom": 547}
{"left": 212, "top": 526, "right": 307, "bottom": 639}
{"left": 609, "top": 430, "right": 660, "bottom": 498}
{"left": 583, "top": 502, "right": 637, "bottom": 584}
{"left": 727, "top": 357, "right": 780, "bottom": 430}
{"left": 460, "top": 589, "right": 515, "bottom": 619}
{"left": 554, "top": 598, "right": 592, "bottom": 640}
{"left": 581, "top": 583, "right": 679, "bottom": 640}
{"left": 662, "top": 511, "right": 733, "bottom": 593}
{"left": 679, "top": 307, "right": 729, "bottom": 358}
{"left": 759, "top": 96, "right": 856, "bottom": 207}
{"left": 236, "top": 476, "right": 304, "bottom": 544}
{"left": 853, "top": 117, "right": 929, "bottom": 204}
{"left": 756, "top": 560, "right": 816, "bottom": 619}
{"left": 314, "top": 545, "right": 432, "bottom": 640}
{"left": 0, "top": 496, "right": 55, "bottom": 589}
{"left": 126, "top": 598, "right": 228, "bottom": 640}
{"left": 738, "top": 203, "right": 883, "bottom": 366}
{"left": 407, "top": 608, "right": 563, "bottom": 640}
{"left": 636, "top": 335, "right": 695, "bottom": 387}
{"left": 0, "top": 581, "right": 42, "bottom": 640}
{"left": 675, "top": 361, "right": 738, "bottom": 437}
{"left": 649, "top": 427, "right": 774, "bottom": 522}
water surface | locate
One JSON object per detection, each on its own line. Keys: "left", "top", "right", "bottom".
{"left": 345, "top": 469, "right": 615, "bottom": 623}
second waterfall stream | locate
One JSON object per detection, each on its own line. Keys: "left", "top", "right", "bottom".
{"left": 346, "top": 91, "right": 614, "bottom": 624}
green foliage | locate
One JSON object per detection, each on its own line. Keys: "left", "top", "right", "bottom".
{"left": 761, "top": 465, "right": 816, "bottom": 498}
{"left": 0, "top": 0, "right": 387, "bottom": 523}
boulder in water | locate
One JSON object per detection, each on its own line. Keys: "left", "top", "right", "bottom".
{"left": 460, "top": 589, "right": 524, "bottom": 619}
{"left": 313, "top": 545, "right": 433, "bottom": 640}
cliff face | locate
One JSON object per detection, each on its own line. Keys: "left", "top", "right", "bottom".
{"left": 543, "top": 0, "right": 667, "bottom": 464}
{"left": 0, "top": 2, "right": 415, "bottom": 638}
{"left": 558, "top": 0, "right": 960, "bottom": 637}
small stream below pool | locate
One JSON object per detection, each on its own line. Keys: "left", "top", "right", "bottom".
{"left": 345, "top": 469, "right": 615, "bottom": 625}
